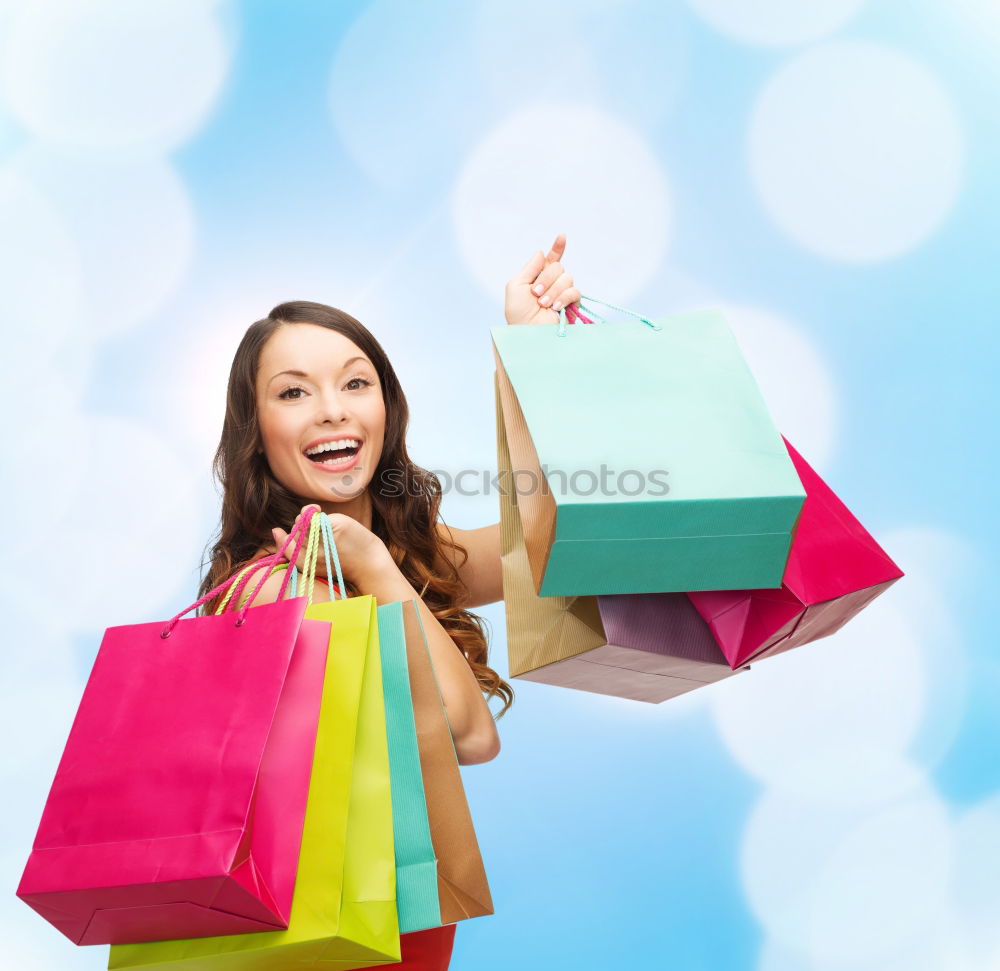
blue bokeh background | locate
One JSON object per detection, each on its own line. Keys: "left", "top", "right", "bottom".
{"left": 2, "top": 1, "right": 998, "bottom": 968}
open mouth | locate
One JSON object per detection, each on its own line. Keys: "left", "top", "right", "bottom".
{"left": 303, "top": 439, "right": 362, "bottom": 469}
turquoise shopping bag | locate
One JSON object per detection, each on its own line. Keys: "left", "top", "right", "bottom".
{"left": 376, "top": 601, "right": 441, "bottom": 933}
{"left": 491, "top": 297, "right": 806, "bottom": 596}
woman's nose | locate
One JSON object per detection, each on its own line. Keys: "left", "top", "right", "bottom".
{"left": 316, "top": 392, "right": 349, "bottom": 424}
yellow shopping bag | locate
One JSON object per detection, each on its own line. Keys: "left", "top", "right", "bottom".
{"left": 109, "top": 533, "right": 399, "bottom": 969}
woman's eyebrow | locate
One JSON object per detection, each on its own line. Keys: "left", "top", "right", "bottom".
{"left": 268, "top": 357, "right": 372, "bottom": 385}
{"left": 269, "top": 368, "right": 309, "bottom": 384}
{"left": 340, "top": 355, "right": 373, "bottom": 371}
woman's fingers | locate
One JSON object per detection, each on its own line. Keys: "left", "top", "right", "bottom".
{"left": 550, "top": 282, "right": 581, "bottom": 312}
{"left": 273, "top": 528, "right": 311, "bottom": 572}
{"left": 271, "top": 527, "right": 300, "bottom": 565}
{"left": 530, "top": 261, "right": 563, "bottom": 297}
{"left": 534, "top": 269, "right": 576, "bottom": 307}
{"left": 539, "top": 271, "right": 573, "bottom": 306}
{"left": 503, "top": 239, "right": 573, "bottom": 325}
{"left": 511, "top": 235, "right": 566, "bottom": 291}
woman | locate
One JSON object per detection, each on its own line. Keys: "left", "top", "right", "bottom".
{"left": 198, "top": 234, "right": 582, "bottom": 766}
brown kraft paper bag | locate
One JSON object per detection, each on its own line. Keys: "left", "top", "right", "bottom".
{"left": 402, "top": 600, "right": 494, "bottom": 922}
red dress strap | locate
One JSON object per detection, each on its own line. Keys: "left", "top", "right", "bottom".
{"left": 312, "top": 574, "right": 346, "bottom": 598}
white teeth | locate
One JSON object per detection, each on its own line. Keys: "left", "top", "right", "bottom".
{"left": 305, "top": 439, "right": 359, "bottom": 457}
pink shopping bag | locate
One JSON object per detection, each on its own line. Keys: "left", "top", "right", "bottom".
{"left": 688, "top": 438, "right": 904, "bottom": 669}
{"left": 17, "top": 516, "right": 330, "bottom": 946}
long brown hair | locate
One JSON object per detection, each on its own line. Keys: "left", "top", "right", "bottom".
{"left": 198, "top": 300, "right": 513, "bottom": 717}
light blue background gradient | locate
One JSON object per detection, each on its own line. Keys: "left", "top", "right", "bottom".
{"left": 2, "top": 2, "right": 998, "bottom": 969}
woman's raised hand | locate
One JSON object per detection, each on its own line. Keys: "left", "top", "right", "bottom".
{"left": 270, "top": 504, "right": 392, "bottom": 591}
{"left": 504, "top": 233, "right": 582, "bottom": 326}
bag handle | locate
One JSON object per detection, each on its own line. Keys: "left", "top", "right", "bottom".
{"left": 303, "top": 511, "right": 346, "bottom": 603}
{"left": 159, "top": 507, "right": 317, "bottom": 638}
{"left": 215, "top": 510, "right": 348, "bottom": 614}
{"left": 212, "top": 560, "right": 296, "bottom": 616}
{"left": 225, "top": 508, "right": 317, "bottom": 623}
{"left": 557, "top": 294, "right": 661, "bottom": 337}
{"left": 296, "top": 510, "right": 346, "bottom": 604}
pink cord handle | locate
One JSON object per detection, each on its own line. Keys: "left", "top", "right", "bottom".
{"left": 222, "top": 553, "right": 283, "bottom": 612}
{"left": 160, "top": 507, "right": 318, "bottom": 638}
{"left": 566, "top": 303, "right": 595, "bottom": 325}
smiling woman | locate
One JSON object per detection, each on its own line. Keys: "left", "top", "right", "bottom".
{"left": 197, "top": 301, "right": 509, "bottom": 763}
{"left": 197, "top": 236, "right": 581, "bottom": 763}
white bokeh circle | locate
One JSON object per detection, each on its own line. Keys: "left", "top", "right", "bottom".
{"left": 742, "top": 784, "right": 954, "bottom": 960}
{"left": 711, "top": 592, "right": 926, "bottom": 806}
{"left": 757, "top": 915, "right": 970, "bottom": 971}
{"left": 0, "top": 593, "right": 83, "bottom": 783}
{"left": 951, "top": 795, "right": 1000, "bottom": 963}
{"left": 1, "top": 0, "right": 233, "bottom": 151}
{"left": 0, "top": 370, "right": 90, "bottom": 559}
{"left": 452, "top": 103, "right": 671, "bottom": 301}
{"left": 0, "top": 912, "right": 85, "bottom": 971}
{"left": 0, "top": 216, "right": 96, "bottom": 555}
{"left": 329, "top": 0, "right": 688, "bottom": 197}
{"left": 686, "top": 0, "right": 867, "bottom": 47}
{"left": 741, "top": 788, "right": 880, "bottom": 953}
{"left": 8, "top": 146, "right": 196, "bottom": 340}
{"left": 472, "top": 0, "right": 689, "bottom": 132}
{"left": 0, "top": 167, "right": 84, "bottom": 367}
{"left": 8, "top": 416, "right": 205, "bottom": 631}
{"left": 0, "top": 666, "right": 84, "bottom": 785}
{"left": 165, "top": 307, "right": 253, "bottom": 470}
{"left": 806, "top": 795, "right": 954, "bottom": 963}
{"left": 328, "top": 0, "right": 482, "bottom": 192}
{"left": 877, "top": 527, "right": 974, "bottom": 770}
{"left": 749, "top": 42, "right": 964, "bottom": 262}
{"left": 727, "top": 524, "right": 982, "bottom": 968}
{"left": 715, "top": 302, "right": 839, "bottom": 472}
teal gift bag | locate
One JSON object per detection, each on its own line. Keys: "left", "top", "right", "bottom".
{"left": 491, "top": 297, "right": 806, "bottom": 596}
{"left": 376, "top": 601, "right": 442, "bottom": 934}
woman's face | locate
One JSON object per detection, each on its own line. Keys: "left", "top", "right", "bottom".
{"left": 255, "top": 323, "right": 386, "bottom": 515}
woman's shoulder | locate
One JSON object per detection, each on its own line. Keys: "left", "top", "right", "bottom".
{"left": 242, "top": 548, "right": 346, "bottom": 599}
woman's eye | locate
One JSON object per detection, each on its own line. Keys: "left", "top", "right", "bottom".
{"left": 279, "top": 378, "right": 371, "bottom": 398}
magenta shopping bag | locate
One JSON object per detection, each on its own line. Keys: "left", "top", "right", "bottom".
{"left": 688, "top": 438, "right": 904, "bottom": 668}
{"left": 17, "top": 517, "right": 329, "bottom": 946}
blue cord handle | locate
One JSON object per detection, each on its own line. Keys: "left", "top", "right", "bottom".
{"left": 319, "top": 513, "right": 347, "bottom": 598}
{"left": 555, "top": 296, "right": 660, "bottom": 337}
{"left": 293, "top": 510, "right": 348, "bottom": 602}
{"left": 578, "top": 294, "right": 661, "bottom": 332}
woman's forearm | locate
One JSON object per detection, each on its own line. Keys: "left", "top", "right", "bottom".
{"left": 355, "top": 551, "right": 501, "bottom": 765}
